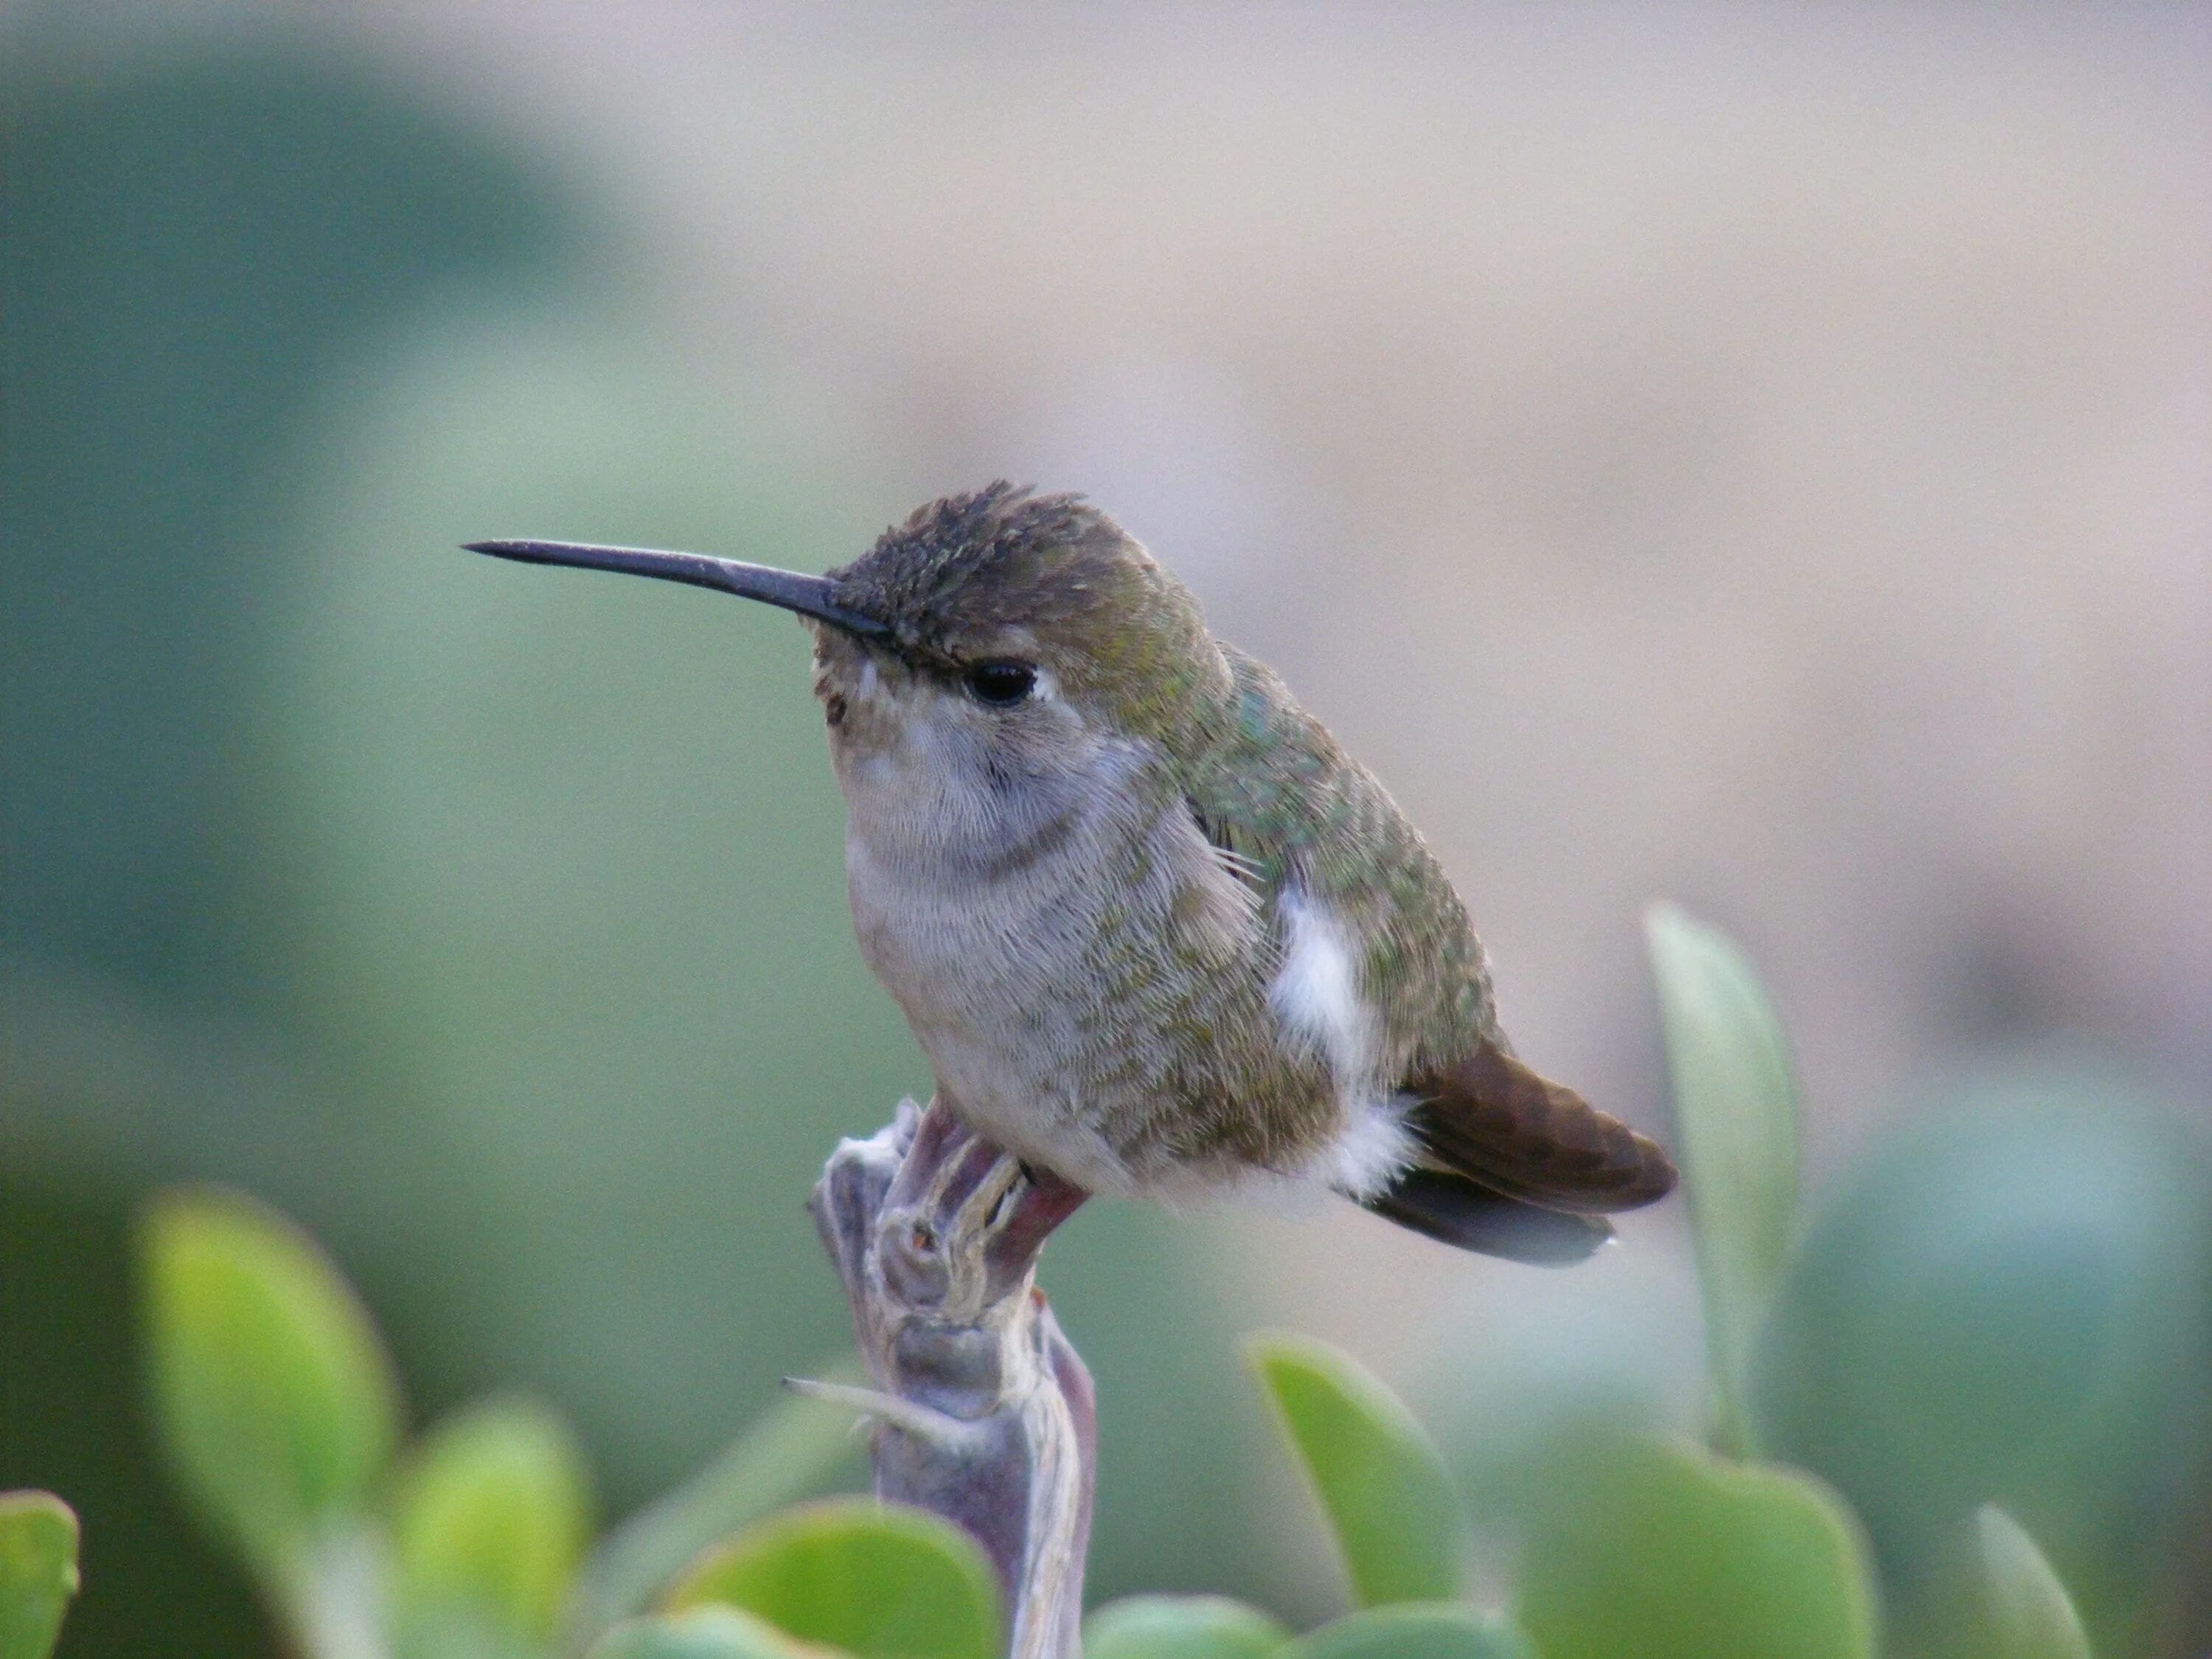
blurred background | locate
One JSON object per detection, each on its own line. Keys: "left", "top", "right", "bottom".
{"left": 4, "top": 5, "right": 2210, "bottom": 1656}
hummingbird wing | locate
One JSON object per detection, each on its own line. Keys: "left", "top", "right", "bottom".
{"left": 1399, "top": 1040, "right": 1678, "bottom": 1214}
{"left": 1183, "top": 647, "right": 1677, "bottom": 1261}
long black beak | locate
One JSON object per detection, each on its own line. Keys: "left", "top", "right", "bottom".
{"left": 465, "top": 539, "right": 888, "bottom": 637}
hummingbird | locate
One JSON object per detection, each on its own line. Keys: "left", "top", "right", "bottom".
{"left": 469, "top": 484, "right": 1675, "bottom": 1263}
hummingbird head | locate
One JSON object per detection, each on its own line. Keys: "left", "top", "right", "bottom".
{"left": 470, "top": 484, "right": 1231, "bottom": 857}
{"left": 813, "top": 481, "right": 1226, "bottom": 742}
{"left": 808, "top": 486, "right": 1235, "bottom": 854}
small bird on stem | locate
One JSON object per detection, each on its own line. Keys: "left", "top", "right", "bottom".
{"left": 470, "top": 484, "right": 1674, "bottom": 1263}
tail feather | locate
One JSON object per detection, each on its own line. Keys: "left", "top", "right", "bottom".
{"left": 1402, "top": 1038, "right": 1678, "bottom": 1217}
{"left": 1362, "top": 1169, "right": 1613, "bottom": 1265}
{"left": 1357, "top": 1036, "right": 1677, "bottom": 1260}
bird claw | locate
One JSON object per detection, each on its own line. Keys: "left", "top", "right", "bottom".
{"left": 809, "top": 1107, "right": 915, "bottom": 1301}
{"left": 859, "top": 1108, "right": 1089, "bottom": 1318}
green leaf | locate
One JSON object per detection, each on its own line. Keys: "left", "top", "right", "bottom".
{"left": 1284, "top": 1604, "right": 1537, "bottom": 1659}
{"left": 1978, "top": 1506, "right": 2092, "bottom": 1659}
{"left": 1517, "top": 1432, "right": 1878, "bottom": 1659}
{"left": 1644, "top": 902, "right": 1800, "bottom": 1456}
{"left": 567, "top": 1360, "right": 867, "bottom": 1644}
{"left": 139, "top": 1187, "right": 403, "bottom": 1577}
{"left": 1747, "top": 1064, "right": 2212, "bottom": 1655}
{"left": 1084, "top": 1593, "right": 1290, "bottom": 1659}
{"left": 392, "top": 1395, "right": 594, "bottom": 1648}
{"left": 1246, "top": 1332, "right": 1470, "bottom": 1607}
{"left": 664, "top": 1498, "right": 999, "bottom": 1659}
{"left": 0, "top": 1492, "right": 80, "bottom": 1659}
{"left": 588, "top": 1605, "right": 847, "bottom": 1658}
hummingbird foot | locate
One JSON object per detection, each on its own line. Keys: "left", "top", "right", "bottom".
{"left": 808, "top": 1096, "right": 1093, "bottom": 1659}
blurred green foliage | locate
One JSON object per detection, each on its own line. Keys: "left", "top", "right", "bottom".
{"left": 23, "top": 870, "right": 2208, "bottom": 1659}
{"left": 586, "top": 1608, "right": 835, "bottom": 1659}
{"left": 663, "top": 1502, "right": 998, "bottom": 1659}
{"left": 1282, "top": 1606, "right": 1537, "bottom": 1659}
{"left": 1514, "top": 1433, "right": 1877, "bottom": 1659}
{"left": 0, "top": 35, "right": 590, "bottom": 1658}
{"left": 1750, "top": 1063, "right": 2212, "bottom": 1658}
{"left": 141, "top": 1190, "right": 401, "bottom": 1584}
{"left": 391, "top": 1399, "right": 594, "bottom": 1658}
{"left": 560, "top": 1382, "right": 866, "bottom": 1647}
{"left": 112, "top": 1158, "right": 1853, "bottom": 1659}
{"left": 134, "top": 1188, "right": 865, "bottom": 1659}
{"left": 1245, "top": 1335, "right": 1469, "bottom": 1607}
{"left": 1975, "top": 1507, "right": 2093, "bottom": 1659}
{"left": 0, "top": 1492, "right": 80, "bottom": 1659}
{"left": 1082, "top": 1596, "right": 1289, "bottom": 1659}
{"left": 1644, "top": 903, "right": 1801, "bottom": 1457}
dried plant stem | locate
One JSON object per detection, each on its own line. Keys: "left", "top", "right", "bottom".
{"left": 809, "top": 1099, "right": 1095, "bottom": 1659}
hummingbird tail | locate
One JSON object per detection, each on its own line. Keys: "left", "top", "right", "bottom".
{"left": 1399, "top": 1037, "right": 1680, "bottom": 1218}
{"left": 1360, "top": 1037, "right": 1680, "bottom": 1258}
{"left": 1360, "top": 1170, "right": 1614, "bottom": 1265}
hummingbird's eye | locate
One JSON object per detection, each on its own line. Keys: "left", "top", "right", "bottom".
{"left": 964, "top": 661, "right": 1037, "bottom": 707}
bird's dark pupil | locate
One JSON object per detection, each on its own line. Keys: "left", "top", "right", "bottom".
{"left": 968, "top": 662, "right": 1036, "bottom": 706}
